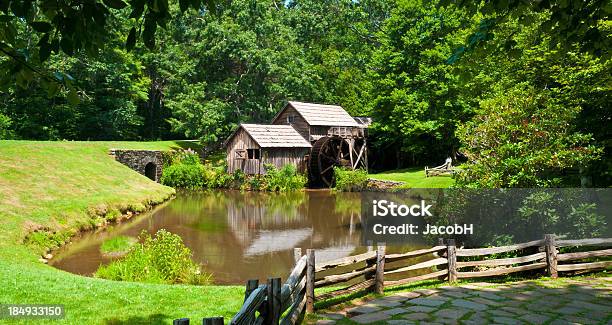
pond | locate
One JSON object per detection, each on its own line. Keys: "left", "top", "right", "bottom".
{"left": 51, "top": 190, "right": 428, "bottom": 285}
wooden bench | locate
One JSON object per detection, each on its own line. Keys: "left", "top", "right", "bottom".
{"left": 425, "top": 157, "right": 455, "bottom": 177}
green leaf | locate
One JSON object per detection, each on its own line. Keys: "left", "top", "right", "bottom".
{"left": 126, "top": 27, "right": 136, "bottom": 51}
{"left": 46, "top": 81, "right": 59, "bottom": 97}
{"left": 30, "top": 21, "right": 53, "bottom": 32}
{"left": 67, "top": 88, "right": 80, "bottom": 105}
{"left": 102, "top": 0, "right": 128, "bottom": 10}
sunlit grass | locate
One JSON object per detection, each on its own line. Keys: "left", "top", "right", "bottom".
{"left": 370, "top": 167, "right": 455, "bottom": 188}
{"left": 0, "top": 140, "right": 243, "bottom": 324}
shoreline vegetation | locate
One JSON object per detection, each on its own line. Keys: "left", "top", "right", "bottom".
{"left": 0, "top": 140, "right": 243, "bottom": 323}
{"left": 161, "top": 150, "right": 308, "bottom": 191}
{"left": 0, "top": 140, "right": 608, "bottom": 324}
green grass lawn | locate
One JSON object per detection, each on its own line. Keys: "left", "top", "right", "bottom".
{"left": 369, "top": 167, "right": 455, "bottom": 188}
{"left": 0, "top": 140, "right": 243, "bottom": 324}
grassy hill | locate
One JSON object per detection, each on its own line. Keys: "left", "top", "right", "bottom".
{"left": 0, "top": 141, "right": 243, "bottom": 324}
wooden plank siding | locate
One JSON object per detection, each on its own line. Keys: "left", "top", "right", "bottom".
{"left": 272, "top": 105, "right": 311, "bottom": 141}
{"left": 263, "top": 148, "right": 310, "bottom": 174}
{"left": 226, "top": 128, "right": 309, "bottom": 175}
{"left": 226, "top": 128, "right": 264, "bottom": 175}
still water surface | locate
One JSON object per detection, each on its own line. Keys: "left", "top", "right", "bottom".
{"left": 51, "top": 190, "right": 426, "bottom": 284}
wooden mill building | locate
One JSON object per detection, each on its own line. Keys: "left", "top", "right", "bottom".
{"left": 225, "top": 101, "right": 370, "bottom": 186}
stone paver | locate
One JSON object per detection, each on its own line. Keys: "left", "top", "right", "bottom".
{"left": 345, "top": 304, "right": 381, "bottom": 316}
{"left": 315, "top": 277, "right": 611, "bottom": 324}
{"left": 350, "top": 311, "right": 391, "bottom": 324}
{"left": 434, "top": 308, "right": 468, "bottom": 320}
{"left": 403, "top": 305, "right": 436, "bottom": 313}
{"left": 492, "top": 316, "right": 523, "bottom": 324}
{"left": 386, "top": 320, "right": 413, "bottom": 325}
{"left": 451, "top": 299, "right": 488, "bottom": 311}
{"left": 519, "top": 313, "right": 550, "bottom": 324}
{"left": 406, "top": 297, "right": 447, "bottom": 307}
{"left": 381, "top": 307, "right": 408, "bottom": 316}
{"left": 402, "top": 312, "right": 429, "bottom": 321}
{"left": 368, "top": 298, "right": 402, "bottom": 308}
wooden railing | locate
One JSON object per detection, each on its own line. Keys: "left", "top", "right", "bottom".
{"left": 173, "top": 235, "right": 611, "bottom": 324}
{"left": 305, "top": 235, "right": 612, "bottom": 312}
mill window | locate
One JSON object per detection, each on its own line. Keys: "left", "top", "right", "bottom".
{"left": 287, "top": 114, "right": 296, "bottom": 124}
{"left": 247, "top": 149, "right": 260, "bottom": 159}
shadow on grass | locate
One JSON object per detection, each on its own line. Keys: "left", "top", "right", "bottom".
{"left": 103, "top": 313, "right": 170, "bottom": 325}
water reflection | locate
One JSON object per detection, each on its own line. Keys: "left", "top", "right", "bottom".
{"left": 51, "top": 190, "right": 424, "bottom": 284}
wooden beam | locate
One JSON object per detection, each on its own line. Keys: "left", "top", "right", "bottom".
{"left": 457, "top": 262, "right": 547, "bottom": 278}
{"left": 545, "top": 234, "right": 558, "bottom": 278}
{"left": 457, "top": 239, "right": 544, "bottom": 257}
{"left": 375, "top": 245, "right": 386, "bottom": 294}
{"left": 306, "top": 249, "right": 315, "bottom": 313}
{"left": 384, "top": 269, "right": 448, "bottom": 287}
{"left": 456, "top": 252, "right": 546, "bottom": 268}
{"left": 557, "top": 249, "right": 612, "bottom": 261}
{"left": 557, "top": 261, "right": 612, "bottom": 272}
{"left": 385, "top": 257, "right": 448, "bottom": 275}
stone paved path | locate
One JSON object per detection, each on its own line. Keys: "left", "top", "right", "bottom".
{"left": 312, "top": 277, "right": 612, "bottom": 324}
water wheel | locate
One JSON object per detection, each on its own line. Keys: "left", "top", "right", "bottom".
{"left": 309, "top": 136, "right": 352, "bottom": 187}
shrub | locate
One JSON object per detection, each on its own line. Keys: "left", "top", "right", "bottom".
{"left": 100, "top": 236, "right": 136, "bottom": 256}
{"left": 95, "top": 229, "right": 211, "bottom": 285}
{"left": 333, "top": 167, "right": 369, "bottom": 191}
{"left": 456, "top": 85, "right": 602, "bottom": 187}
{"left": 0, "top": 113, "right": 13, "bottom": 139}
{"left": 105, "top": 208, "right": 122, "bottom": 222}
{"left": 261, "top": 164, "right": 307, "bottom": 191}
{"left": 161, "top": 162, "right": 205, "bottom": 189}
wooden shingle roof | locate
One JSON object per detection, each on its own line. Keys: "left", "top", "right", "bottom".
{"left": 234, "top": 124, "right": 312, "bottom": 148}
{"left": 277, "top": 101, "right": 360, "bottom": 127}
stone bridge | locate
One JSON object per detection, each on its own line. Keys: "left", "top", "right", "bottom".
{"left": 109, "top": 149, "right": 163, "bottom": 182}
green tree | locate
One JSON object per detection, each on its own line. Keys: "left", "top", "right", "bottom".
{"left": 368, "top": 0, "right": 475, "bottom": 166}
{"left": 456, "top": 84, "right": 601, "bottom": 187}
{"left": 0, "top": 0, "right": 216, "bottom": 95}
{"left": 454, "top": 12, "right": 610, "bottom": 187}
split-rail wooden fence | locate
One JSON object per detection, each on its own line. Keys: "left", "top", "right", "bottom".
{"left": 174, "top": 235, "right": 612, "bottom": 324}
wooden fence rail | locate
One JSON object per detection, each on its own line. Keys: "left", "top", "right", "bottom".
{"left": 175, "top": 236, "right": 612, "bottom": 324}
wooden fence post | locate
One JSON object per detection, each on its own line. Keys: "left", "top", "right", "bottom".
{"left": 544, "top": 234, "right": 558, "bottom": 278}
{"left": 437, "top": 238, "right": 447, "bottom": 281}
{"left": 244, "top": 279, "right": 259, "bottom": 301}
{"left": 447, "top": 239, "right": 457, "bottom": 283}
{"left": 294, "top": 248, "right": 302, "bottom": 265}
{"left": 265, "top": 277, "right": 281, "bottom": 325}
{"left": 173, "top": 318, "right": 189, "bottom": 325}
{"left": 243, "top": 279, "right": 259, "bottom": 323}
{"left": 375, "top": 244, "right": 386, "bottom": 294}
{"left": 202, "top": 317, "right": 224, "bottom": 325}
{"left": 306, "top": 249, "right": 315, "bottom": 313}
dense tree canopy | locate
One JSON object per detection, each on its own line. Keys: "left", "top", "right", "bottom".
{"left": 0, "top": 0, "right": 609, "bottom": 187}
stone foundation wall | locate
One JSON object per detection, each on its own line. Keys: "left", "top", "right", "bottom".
{"left": 109, "top": 149, "right": 164, "bottom": 182}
